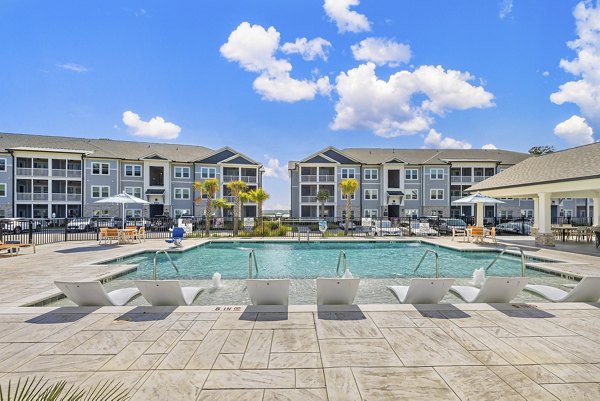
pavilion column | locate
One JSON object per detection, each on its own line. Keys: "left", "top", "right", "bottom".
{"left": 535, "top": 192, "right": 555, "bottom": 246}
{"left": 593, "top": 195, "right": 600, "bottom": 227}
{"left": 532, "top": 197, "right": 539, "bottom": 229}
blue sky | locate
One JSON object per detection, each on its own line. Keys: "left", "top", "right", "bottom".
{"left": 1, "top": 0, "right": 598, "bottom": 209}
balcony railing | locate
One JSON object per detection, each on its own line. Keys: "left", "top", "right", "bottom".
{"left": 67, "top": 194, "right": 82, "bottom": 202}
{"left": 473, "top": 175, "right": 494, "bottom": 182}
{"left": 51, "top": 169, "right": 83, "bottom": 178}
{"left": 52, "top": 193, "right": 82, "bottom": 202}
{"left": 451, "top": 196, "right": 464, "bottom": 202}
{"left": 300, "top": 175, "right": 318, "bottom": 182}
{"left": 224, "top": 196, "right": 235, "bottom": 203}
{"left": 16, "top": 193, "right": 32, "bottom": 201}
{"left": 241, "top": 175, "right": 257, "bottom": 183}
{"left": 450, "top": 175, "right": 473, "bottom": 183}
{"left": 32, "top": 168, "right": 49, "bottom": 176}
{"left": 318, "top": 175, "right": 335, "bottom": 182}
{"left": 223, "top": 175, "right": 239, "bottom": 182}
{"left": 16, "top": 168, "right": 32, "bottom": 176}
{"left": 33, "top": 193, "right": 49, "bottom": 201}
{"left": 301, "top": 196, "right": 335, "bottom": 203}
{"left": 67, "top": 169, "right": 82, "bottom": 178}
{"left": 53, "top": 193, "right": 66, "bottom": 201}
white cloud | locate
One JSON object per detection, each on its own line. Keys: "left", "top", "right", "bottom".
{"left": 351, "top": 37, "right": 412, "bottom": 67}
{"left": 58, "top": 63, "right": 88, "bottom": 73}
{"left": 351, "top": 38, "right": 412, "bottom": 67}
{"left": 263, "top": 156, "right": 289, "bottom": 180}
{"left": 281, "top": 37, "right": 332, "bottom": 61}
{"left": 220, "top": 22, "right": 331, "bottom": 102}
{"left": 553, "top": 115, "right": 594, "bottom": 146}
{"left": 423, "top": 129, "right": 472, "bottom": 149}
{"left": 482, "top": 144, "right": 497, "bottom": 149}
{"left": 550, "top": 1, "right": 600, "bottom": 125}
{"left": 330, "top": 63, "right": 494, "bottom": 137}
{"left": 499, "top": 0, "right": 513, "bottom": 19}
{"left": 122, "top": 111, "right": 181, "bottom": 140}
{"left": 542, "top": 71, "right": 550, "bottom": 77}
{"left": 323, "top": 0, "right": 371, "bottom": 33}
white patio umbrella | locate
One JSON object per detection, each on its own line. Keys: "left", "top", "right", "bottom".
{"left": 94, "top": 192, "right": 150, "bottom": 228}
{"left": 452, "top": 192, "right": 504, "bottom": 227}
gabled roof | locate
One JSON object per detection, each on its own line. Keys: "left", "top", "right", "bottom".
{"left": 300, "top": 146, "right": 361, "bottom": 164}
{"left": 468, "top": 142, "right": 600, "bottom": 191}
{"left": 195, "top": 147, "right": 260, "bottom": 166}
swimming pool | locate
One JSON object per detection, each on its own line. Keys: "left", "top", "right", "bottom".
{"left": 105, "top": 241, "right": 556, "bottom": 280}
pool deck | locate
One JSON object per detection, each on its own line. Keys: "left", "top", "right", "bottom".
{"left": 0, "top": 237, "right": 599, "bottom": 399}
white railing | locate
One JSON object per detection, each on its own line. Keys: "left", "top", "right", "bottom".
{"left": 67, "top": 194, "right": 82, "bottom": 202}
{"left": 451, "top": 196, "right": 463, "bottom": 202}
{"left": 301, "top": 196, "right": 317, "bottom": 202}
{"left": 32, "top": 168, "right": 49, "bottom": 176}
{"left": 301, "top": 175, "right": 318, "bottom": 182}
{"left": 223, "top": 175, "right": 239, "bottom": 182}
{"left": 33, "top": 193, "right": 49, "bottom": 201}
{"left": 241, "top": 175, "right": 257, "bottom": 183}
{"left": 52, "top": 169, "right": 67, "bottom": 177}
{"left": 318, "top": 175, "right": 335, "bottom": 182}
{"left": 16, "top": 168, "right": 32, "bottom": 176}
{"left": 67, "top": 169, "right": 82, "bottom": 178}
{"left": 16, "top": 193, "right": 32, "bottom": 201}
{"left": 52, "top": 193, "right": 66, "bottom": 201}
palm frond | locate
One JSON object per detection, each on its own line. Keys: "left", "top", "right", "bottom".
{"left": 0, "top": 377, "right": 128, "bottom": 401}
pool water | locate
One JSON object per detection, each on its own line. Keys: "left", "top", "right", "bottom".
{"left": 106, "top": 241, "right": 555, "bottom": 281}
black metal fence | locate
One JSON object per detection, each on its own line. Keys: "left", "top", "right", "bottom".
{"left": 2, "top": 214, "right": 581, "bottom": 248}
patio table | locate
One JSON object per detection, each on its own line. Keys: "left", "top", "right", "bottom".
{"left": 553, "top": 226, "right": 578, "bottom": 242}
{"left": 118, "top": 228, "right": 138, "bottom": 244}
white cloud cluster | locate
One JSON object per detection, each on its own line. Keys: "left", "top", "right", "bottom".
{"left": 482, "top": 144, "right": 497, "bottom": 149}
{"left": 220, "top": 22, "right": 332, "bottom": 102}
{"left": 553, "top": 115, "right": 594, "bottom": 146}
{"left": 499, "top": 0, "right": 513, "bottom": 19}
{"left": 423, "top": 129, "right": 472, "bottom": 149}
{"left": 58, "top": 63, "right": 88, "bottom": 73}
{"left": 323, "top": 0, "right": 371, "bottom": 33}
{"left": 331, "top": 63, "right": 494, "bottom": 137}
{"left": 550, "top": 1, "right": 600, "bottom": 125}
{"left": 281, "top": 37, "right": 332, "bottom": 61}
{"left": 351, "top": 37, "right": 412, "bottom": 67}
{"left": 263, "top": 156, "right": 289, "bottom": 180}
{"left": 122, "top": 111, "right": 181, "bottom": 140}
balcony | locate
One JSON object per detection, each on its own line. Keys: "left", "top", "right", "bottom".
{"left": 241, "top": 175, "right": 257, "bottom": 183}
{"left": 16, "top": 193, "right": 32, "bottom": 201}
{"left": 300, "top": 175, "right": 318, "bottom": 182}
{"left": 51, "top": 169, "right": 82, "bottom": 178}
{"left": 473, "top": 175, "right": 494, "bottom": 182}
{"left": 32, "top": 168, "right": 49, "bottom": 176}
{"left": 67, "top": 194, "right": 82, "bottom": 202}
{"left": 224, "top": 196, "right": 235, "bottom": 203}
{"left": 301, "top": 196, "right": 335, "bottom": 203}
{"left": 318, "top": 175, "right": 335, "bottom": 182}
{"left": 16, "top": 168, "right": 32, "bottom": 176}
{"left": 451, "top": 196, "right": 464, "bottom": 202}
{"left": 223, "top": 175, "right": 239, "bottom": 182}
{"left": 67, "top": 169, "right": 82, "bottom": 178}
{"left": 450, "top": 175, "right": 473, "bottom": 183}
{"left": 33, "top": 193, "right": 49, "bottom": 201}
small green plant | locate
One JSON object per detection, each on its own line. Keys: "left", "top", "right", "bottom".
{"left": 0, "top": 377, "right": 129, "bottom": 401}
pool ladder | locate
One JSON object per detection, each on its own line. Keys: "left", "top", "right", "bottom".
{"left": 336, "top": 250, "right": 348, "bottom": 276}
{"left": 248, "top": 249, "right": 259, "bottom": 279}
{"left": 485, "top": 246, "right": 527, "bottom": 277}
{"left": 413, "top": 249, "right": 440, "bottom": 278}
{"left": 153, "top": 249, "right": 180, "bottom": 280}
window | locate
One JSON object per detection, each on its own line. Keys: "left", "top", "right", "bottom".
{"left": 364, "top": 189, "right": 378, "bottom": 200}
{"left": 405, "top": 169, "right": 418, "bottom": 180}
{"left": 93, "top": 209, "right": 110, "bottom": 217}
{"left": 341, "top": 210, "right": 355, "bottom": 219}
{"left": 341, "top": 168, "right": 355, "bottom": 179}
{"left": 364, "top": 169, "right": 378, "bottom": 180}
{"left": 405, "top": 189, "right": 418, "bottom": 200}
{"left": 174, "top": 166, "right": 190, "bottom": 179}
{"left": 0, "top": 183, "right": 5, "bottom": 197}
{"left": 430, "top": 168, "right": 444, "bottom": 180}
{"left": 364, "top": 209, "right": 378, "bottom": 218}
{"left": 430, "top": 189, "right": 444, "bottom": 200}
{"left": 200, "top": 167, "right": 216, "bottom": 179}
{"left": 149, "top": 166, "right": 164, "bottom": 186}
{"left": 125, "top": 187, "right": 142, "bottom": 198}
{"left": 521, "top": 209, "right": 533, "bottom": 218}
{"left": 174, "top": 209, "right": 191, "bottom": 218}
{"left": 341, "top": 193, "right": 355, "bottom": 200}
{"left": 405, "top": 209, "right": 418, "bottom": 217}
{"left": 126, "top": 209, "right": 143, "bottom": 218}
{"left": 92, "top": 162, "right": 109, "bottom": 175}
{"left": 91, "top": 186, "right": 109, "bottom": 198}
{"left": 0, "top": 209, "right": 5, "bottom": 218}
{"left": 499, "top": 210, "right": 513, "bottom": 219}
{"left": 125, "top": 164, "right": 142, "bottom": 177}
{"left": 174, "top": 188, "right": 190, "bottom": 199}
{"left": 564, "top": 209, "right": 573, "bottom": 218}
{"left": 0, "top": 158, "right": 6, "bottom": 172}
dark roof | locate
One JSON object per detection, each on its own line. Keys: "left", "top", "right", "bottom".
{"left": 468, "top": 142, "right": 600, "bottom": 191}
{"left": 341, "top": 148, "right": 530, "bottom": 165}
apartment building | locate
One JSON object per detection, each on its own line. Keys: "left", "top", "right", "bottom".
{"left": 0, "top": 133, "right": 263, "bottom": 219}
{"left": 289, "top": 147, "right": 538, "bottom": 220}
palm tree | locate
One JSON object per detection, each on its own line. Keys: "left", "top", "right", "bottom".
{"left": 315, "top": 190, "right": 330, "bottom": 219}
{"left": 249, "top": 188, "right": 269, "bottom": 221}
{"left": 202, "top": 178, "right": 219, "bottom": 236}
{"left": 339, "top": 178, "right": 359, "bottom": 235}
{"left": 227, "top": 180, "right": 247, "bottom": 235}
{"left": 212, "top": 198, "right": 232, "bottom": 219}
{"left": 240, "top": 191, "right": 252, "bottom": 218}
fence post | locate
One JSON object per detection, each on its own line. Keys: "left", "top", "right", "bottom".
{"left": 409, "top": 216, "right": 412, "bottom": 236}
{"left": 64, "top": 218, "right": 69, "bottom": 241}
{"left": 28, "top": 219, "right": 34, "bottom": 244}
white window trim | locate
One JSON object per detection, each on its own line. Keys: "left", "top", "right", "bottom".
{"left": 174, "top": 209, "right": 191, "bottom": 217}
{"left": 126, "top": 209, "right": 143, "bottom": 217}
{"left": 174, "top": 187, "right": 191, "bottom": 200}
{"left": 405, "top": 169, "right": 418, "bottom": 180}
{"left": 174, "top": 166, "right": 191, "bottom": 179}
{"left": 430, "top": 168, "right": 444, "bottom": 180}
{"left": 124, "top": 164, "right": 142, "bottom": 177}
{"left": 341, "top": 193, "right": 356, "bottom": 200}
{"left": 91, "top": 185, "right": 110, "bottom": 198}
{"left": 364, "top": 189, "right": 378, "bottom": 200}
{"left": 0, "top": 183, "right": 6, "bottom": 197}
{"left": 430, "top": 189, "right": 444, "bottom": 200}
{"left": 364, "top": 209, "right": 378, "bottom": 218}
{"left": 341, "top": 168, "right": 356, "bottom": 179}
{"left": 200, "top": 167, "right": 217, "bottom": 179}
{"left": 91, "top": 162, "right": 110, "bottom": 175}
{"left": 406, "top": 189, "right": 418, "bottom": 200}
{"left": 124, "top": 186, "right": 143, "bottom": 198}
{"left": 0, "top": 158, "right": 6, "bottom": 172}
{"left": 364, "top": 168, "right": 378, "bottom": 180}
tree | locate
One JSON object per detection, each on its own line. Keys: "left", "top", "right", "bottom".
{"left": 249, "top": 187, "right": 270, "bottom": 221}
{"left": 339, "top": 178, "right": 359, "bottom": 235}
{"left": 528, "top": 145, "right": 555, "bottom": 156}
{"left": 240, "top": 191, "right": 252, "bottom": 218}
{"left": 202, "top": 179, "right": 219, "bottom": 236}
{"left": 213, "top": 198, "right": 232, "bottom": 218}
{"left": 315, "top": 190, "right": 330, "bottom": 219}
{"left": 227, "top": 180, "right": 247, "bottom": 235}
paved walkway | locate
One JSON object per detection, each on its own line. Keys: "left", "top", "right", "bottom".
{"left": 0, "top": 303, "right": 599, "bottom": 400}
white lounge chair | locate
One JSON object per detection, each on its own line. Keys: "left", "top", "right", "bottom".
{"left": 54, "top": 281, "right": 140, "bottom": 307}
{"left": 135, "top": 280, "right": 203, "bottom": 306}
{"left": 524, "top": 276, "right": 600, "bottom": 302}
{"left": 449, "top": 277, "right": 528, "bottom": 303}
{"left": 388, "top": 278, "right": 455, "bottom": 304}
{"left": 316, "top": 278, "right": 360, "bottom": 305}
{"left": 246, "top": 279, "right": 290, "bottom": 305}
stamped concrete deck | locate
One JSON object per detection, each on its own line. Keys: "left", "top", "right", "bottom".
{"left": 1, "top": 303, "right": 600, "bottom": 400}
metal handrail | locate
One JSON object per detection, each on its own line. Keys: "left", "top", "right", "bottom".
{"left": 153, "top": 250, "right": 179, "bottom": 280}
{"left": 414, "top": 249, "right": 439, "bottom": 278}
{"left": 485, "top": 246, "right": 527, "bottom": 277}
{"left": 248, "top": 249, "right": 259, "bottom": 278}
{"left": 336, "top": 250, "right": 347, "bottom": 276}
